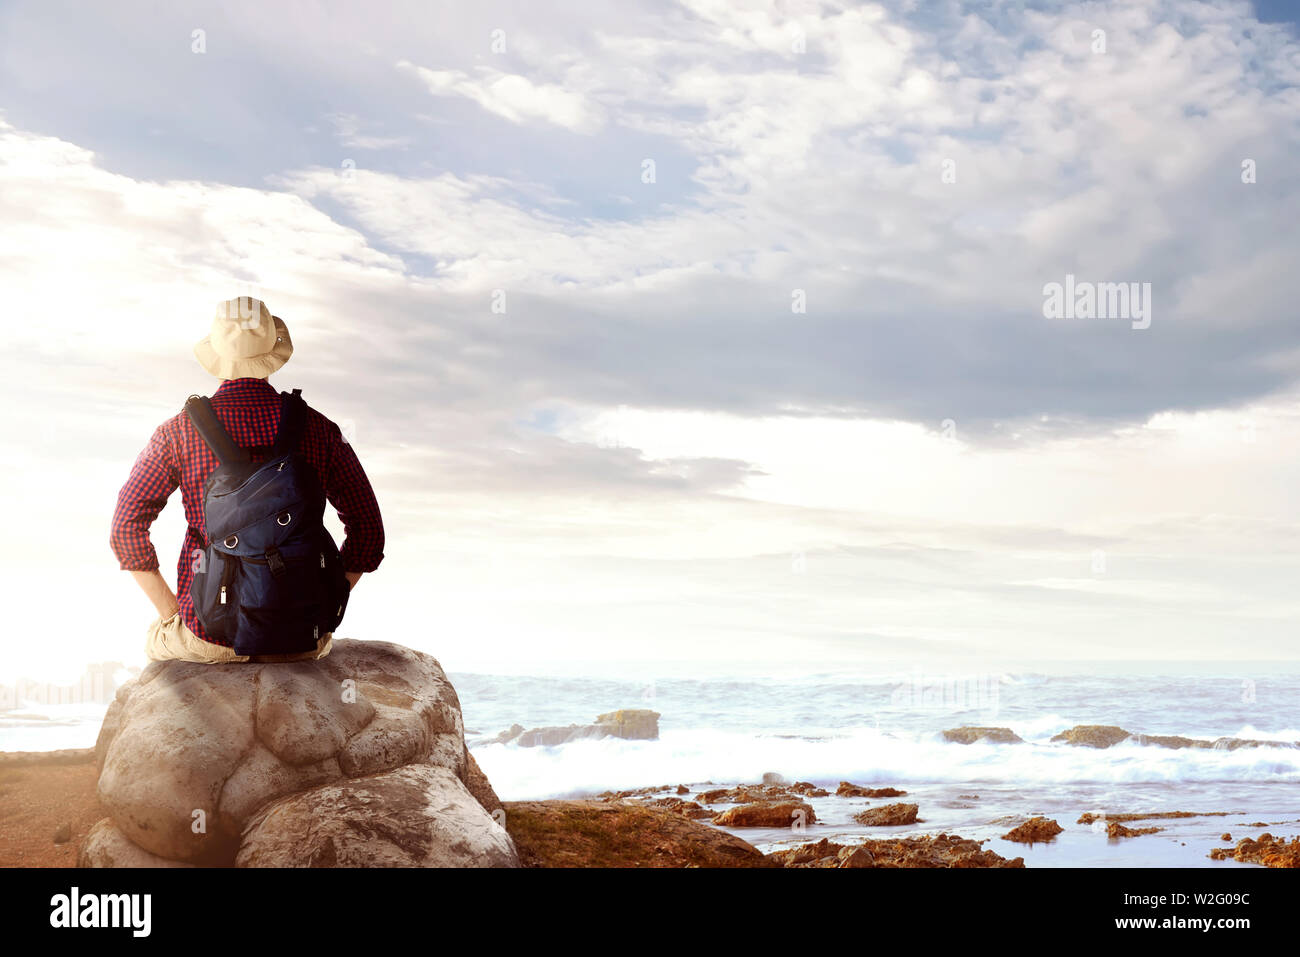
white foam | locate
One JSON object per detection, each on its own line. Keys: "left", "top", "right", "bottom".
{"left": 472, "top": 726, "right": 1300, "bottom": 800}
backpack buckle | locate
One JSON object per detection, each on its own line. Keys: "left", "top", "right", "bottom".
{"left": 264, "top": 545, "right": 287, "bottom": 578}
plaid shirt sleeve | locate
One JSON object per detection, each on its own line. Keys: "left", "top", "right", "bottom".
{"left": 322, "top": 420, "right": 385, "bottom": 573}
{"left": 110, "top": 420, "right": 180, "bottom": 572}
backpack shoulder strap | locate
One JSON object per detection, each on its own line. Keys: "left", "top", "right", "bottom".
{"left": 272, "top": 388, "right": 308, "bottom": 457}
{"left": 184, "top": 395, "right": 248, "bottom": 466}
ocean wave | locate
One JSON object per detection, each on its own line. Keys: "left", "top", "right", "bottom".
{"left": 471, "top": 726, "right": 1300, "bottom": 801}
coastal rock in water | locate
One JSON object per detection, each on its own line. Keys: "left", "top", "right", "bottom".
{"left": 237, "top": 765, "right": 519, "bottom": 868}
{"left": 515, "top": 724, "right": 599, "bottom": 747}
{"left": 1131, "top": 733, "right": 1297, "bottom": 750}
{"left": 837, "top": 782, "right": 908, "bottom": 798}
{"left": 713, "top": 801, "right": 816, "bottom": 828}
{"left": 1208, "top": 833, "right": 1300, "bottom": 867}
{"left": 645, "top": 797, "right": 715, "bottom": 820}
{"left": 1050, "top": 725, "right": 1131, "bottom": 748}
{"left": 1107, "top": 822, "right": 1161, "bottom": 838}
{"left": 1002, "top": 816, "right": 1064, "bottom": 843}
{"left": 770, "top": 834, "right": 1023, "bottom": 868}
{"left": 505, "top": 709, "right": 661, "bottom": 747}
{"left": 1131, "top": 733, "right": 1202, "bottom": 749}
{"left": 1077, "top": 810, "right": 1230, "bottom": 825}
{"left": 492, "top": 723, "right": 525, "bottom": 745}
{"left": 1207, "top": 736, "right": 1298, "bottom": 750}
{"left": 942, "top": 727, "right": 1024, "bottom": 745}
{"left": 502, "top": 799, "right": 773, "bottom": 867}
{"left": 89, "top": 639, "right": 515, "bottom": 868}
{"left": 853, "top": 803, "right": 919, "bottom": 826}
{"left": 791, "top": 781, "right": 830, "bottom": 797}
{"left": 596, "top": 709, "right": 660, "bottom": 740}
{"left": 599, "top": 784, "right": 673, "bottom": 800}
{"left": 697, "top": 784, "right": 791, "bottom": 804}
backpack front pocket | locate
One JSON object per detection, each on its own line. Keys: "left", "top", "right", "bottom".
{"left": 230, "top": 550, "right": 325, "bottom": 655}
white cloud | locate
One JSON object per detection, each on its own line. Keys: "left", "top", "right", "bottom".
{"left": 325, "top": 112, "right": 413, "bottom": 150}
{"left": 397, "top": 60, "right": 605, "bottom": 133}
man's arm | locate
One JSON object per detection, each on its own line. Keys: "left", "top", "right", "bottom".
{"left": 131, "top": 570, "right": 180, "bottom": 618}
{"left": 111, "top": 421, "right": 181, "bottom": 617}
{"left": 322, "top": 419, "right": 385, "bottom": 582}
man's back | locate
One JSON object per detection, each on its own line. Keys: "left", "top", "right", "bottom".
{"left": 111, "top": 301, "right": 383, "bottom": 659}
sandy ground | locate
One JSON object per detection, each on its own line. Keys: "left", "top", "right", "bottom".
{"left": 0, "top": 762, "right": 103, "bottom": 867}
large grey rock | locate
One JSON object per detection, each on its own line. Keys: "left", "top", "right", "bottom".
{"left": 236, "top": 765, "right": 520, "bottom": 867}
{"left": 92, "top": 639, "right": 509, "bottom": 867}
{"left": 78, "top": 819, "right": 195, "bottom": 868}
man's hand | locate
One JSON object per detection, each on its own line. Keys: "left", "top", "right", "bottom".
{"left": 130, "top": 570, "right": 180, "bottom": 619}
{"left": 345, "top": 571, "right": 362, "bottom": 591}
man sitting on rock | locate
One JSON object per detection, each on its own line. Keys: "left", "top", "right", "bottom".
{"left": 110, "top": 297, "right": 385, "bottom": 663}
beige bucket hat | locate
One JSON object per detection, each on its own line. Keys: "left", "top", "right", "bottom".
{"left": 194, "top": 297, "right": 293, "bottom": 379}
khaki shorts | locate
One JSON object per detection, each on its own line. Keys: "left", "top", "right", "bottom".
{"left": 145, "top": 612, "right": 333, "bottom": 664}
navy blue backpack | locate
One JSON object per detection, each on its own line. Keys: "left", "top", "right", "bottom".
{"left": 184, "top": 389, "right": 350, "bottom": 656}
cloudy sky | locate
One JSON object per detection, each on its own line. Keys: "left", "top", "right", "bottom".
{"left": 1, "top": 0, "right": 1298, "bottom": 681}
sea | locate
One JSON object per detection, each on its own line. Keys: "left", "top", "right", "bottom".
{"left": 5, "top": 662, "right": 1299, "bottom": 867}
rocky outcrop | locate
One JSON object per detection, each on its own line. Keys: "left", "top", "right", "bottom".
{"left": 1139, "top": 734, "right": 1296, "bottom": 750}
{"left": 237, "top": 765, "right": 518, "bottom": 867}
{"left": 598, "top": 784, "right": 674, "bottom": 800}
{"left": 1051, "top": 725, "right": 1298, "bottom": 750}
{"left": 1107, "top": 822, "right": 1161, "bottom": 838}
{"left": 597, "top": 709, "right": 660, "bottom": 739}
{"left": 771, "top": 834, "right": 1024, "bottom": 868}
{"left": 854, "top": 803, "right": 919, "bottom": 826}
{"left": 78, "top": 819, "right": 194, "bottom": 868}
{"left": 1051, "top": 725, "right": 1131, "bottom": 748}
{"left": 501, "top": 799, "right": 773, "bottom": 867}
{"left": 1002, "top": 816, "right": 1063, "bottom": 843}
{"left": 696, "top": 783, "right": 792, "bottom": 804}
{"left": 83, "top": 639, "right": 518, "bottom": 868}
{"left": 942, "top": 727, "right": 1024, "bottom": 745}
{"left": 712, "top": 801, "right": 816, "bottom": 828}
{"left": 1209, "top": 833, "right": 1300, "bottom": 867}
{"left": 1077, "top": 810, "right": 1232, "bottom": 825}
{"left": 836, "top": 782, "right": 908, "bottom": 798}
{"left": 790, "top": 781, "right": 830, "bottom": 797}
{"left": 492, "top": 709, "right": 660, "bottom": 747}
{"left": 644, "top": 796, "right": 714, "bottom": 819}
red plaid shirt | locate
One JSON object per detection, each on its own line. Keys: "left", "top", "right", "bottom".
{"left": 110, "top": 377, "right": 385, "bottom": 646}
